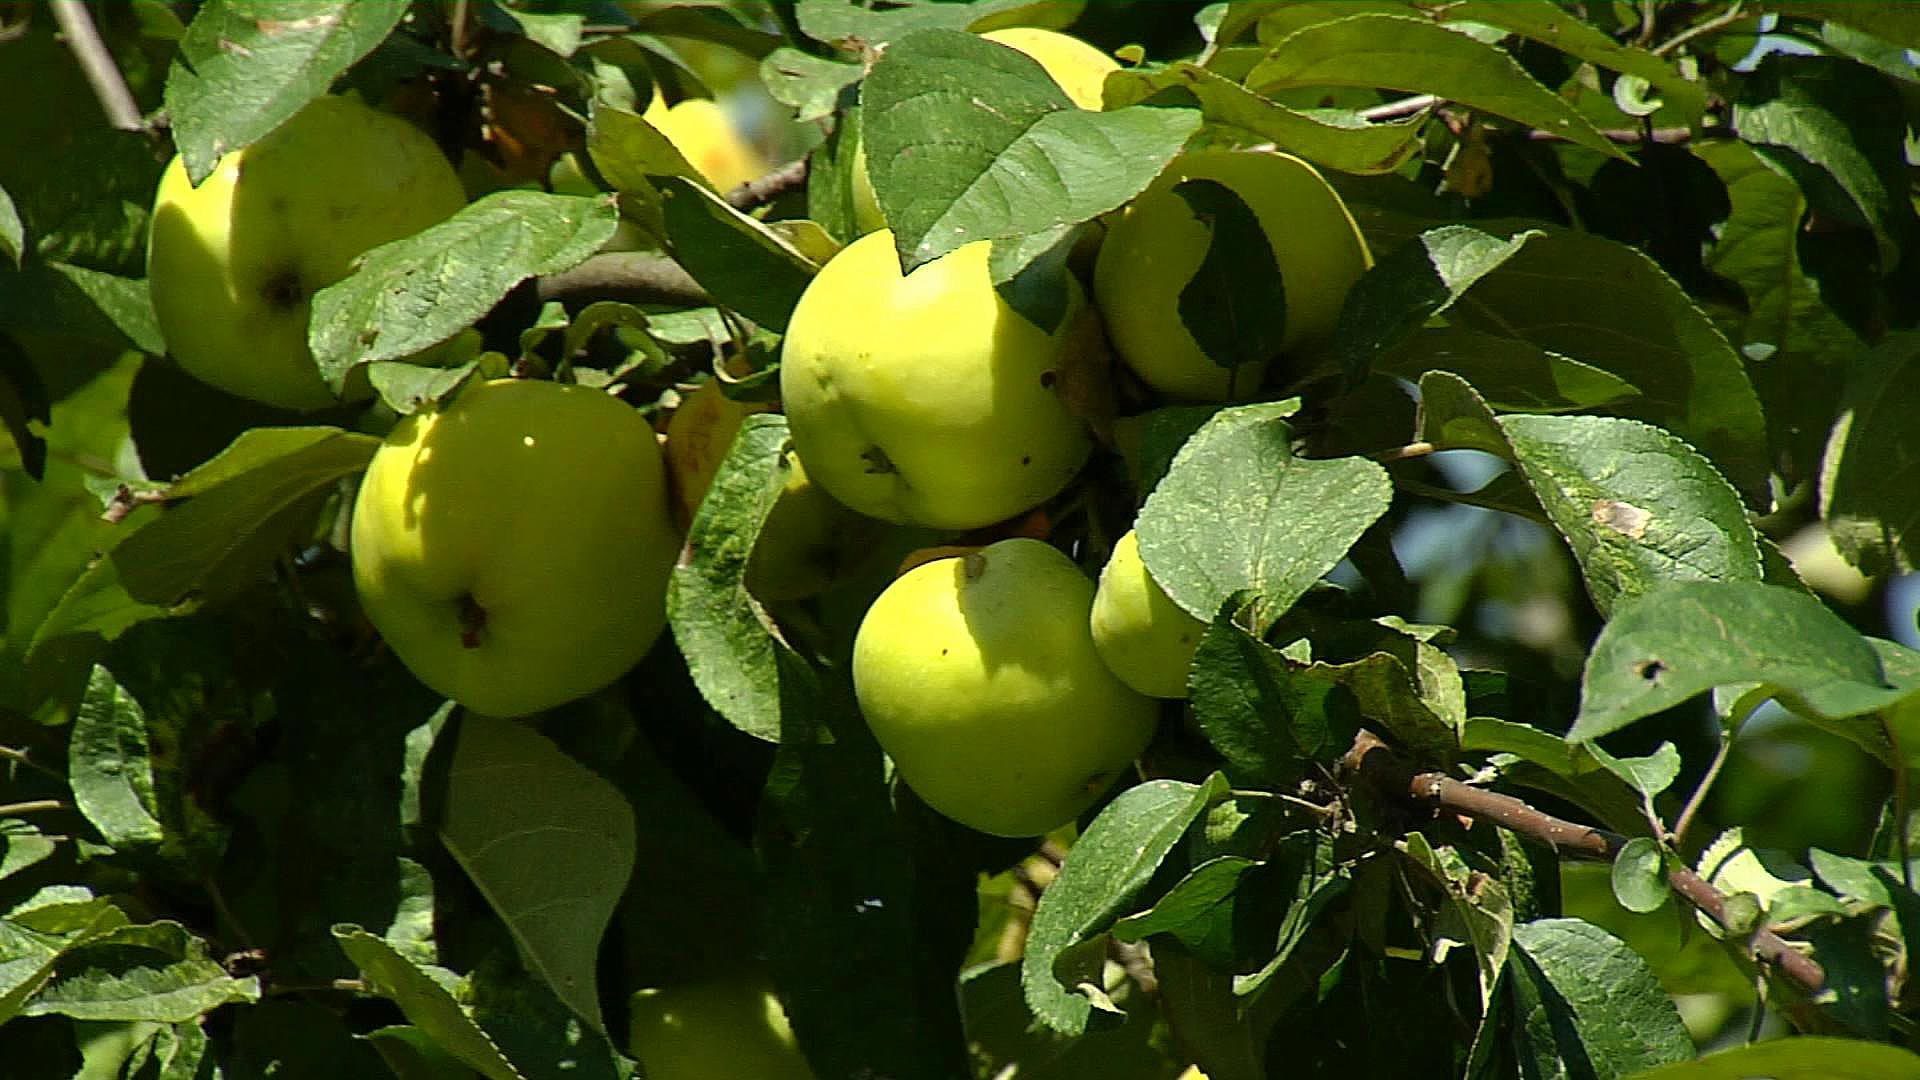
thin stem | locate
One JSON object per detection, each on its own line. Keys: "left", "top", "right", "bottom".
{"left": 1672, "top": 732, "right": 1732, "bottom": 848}
{"left": 48, "top": 0, "right": 147, "bottom": 133}
{"left": 449, "top": 0, "right": 471, "bottom": 58}
{"left": 1373, "top": 441, "right": 1436, "bottom": 464}
{"left": 1653, "top": 1, "right": 1747, "bottom": 57}
{"left": 0, "top": 799, "right": 68, "bottom": 816}
{"left": 1360, "top": 94, "right": 1438, "bottom": 122}
{"left": 0, "top": 745, "right": 65, "bottom": 782}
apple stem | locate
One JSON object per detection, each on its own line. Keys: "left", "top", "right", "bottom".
{"left": 458, "top": 593, "right": 488, "bottom": 649}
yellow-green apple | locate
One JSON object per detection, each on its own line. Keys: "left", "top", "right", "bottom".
{"left": 148, "top": 94, "right": 466, "bottom": 411}
{"left": 629, "top": 975, "right": 814, "bottom": 1080}
{"left": 662, "top": 377, "right": 774, "bottom": 529}
{"left": 852, "top": 538, "right": 1158, "bottom": 836}
{"left": 1093, "top": 149, "right": 1370, "bottom": 400}
{"left": 647, "top": 96, "right": 769, "bottom": 194}
{"left": 350, "top": 378, "right": 678, "bottom": 716}
{"left": 849, "top": 25, "right": 1119, "bottom": 234}
{"left": 780, "top": 229, "right": 1093, "bottom": 530}
{"left": 1091, "top": 529, "right": 1207, "bottom": 698}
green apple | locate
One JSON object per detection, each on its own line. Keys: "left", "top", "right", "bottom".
{"left": 629, "top": 975, "right": 815, "bottom": 1080}
{"left": 781, "top": 229, "right": 1094, "bottom": 530}
{"left": 350, "top": 378, "right": 679, "bottom": 716}
{"left": 853, "top": 538, "right": 1158, "bottom": 837}
{"left": 1093, "top": 149, "right": 1370, "bottom": 400}
{"left": 148, "top": 94, "right": 466, "bottom": 411}
{"left": 746, "top": 452, "right": 877, "bottom": 602}
{"left": 1091, "top": 529, "right": 1206, "bottom": 698}
{"left": 849, "top": 25, "right": 1118, "bottom": 235}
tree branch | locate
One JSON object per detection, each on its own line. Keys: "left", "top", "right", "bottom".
{"left": 724, "top": 159, "right": 809, "bottom": 212}
{"left": 1343, "top": 730, "right": 1827, "bottom": 996}
{"left": 535, "top": 252, "right": 710, "bottom": 308}
{"left": 48, "top": 0, "right": 147, "bottom": 134}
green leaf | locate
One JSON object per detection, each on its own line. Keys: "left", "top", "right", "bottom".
{"left": 465, "top": 955, "right": 635, "bottom": 1080}
{"left": 1509, "top": 918, "right": 1691, "bottom": 1077}
{"left": 367, "top": 360, "right": 479, "bottom": 417}
{"left": 333, "top": 927, "right": 524, "bottom": 1080}
{"left": 1694, "top": 140, "right": 1863, "bottom": 484}
{"left": 0, "top": 263, "right": 164, "bottom": 355}
{"left": 1499, "top": 414, "right": 1763, "bottom": 618}
{"left": 1611, "top": 837, "right": 1670, "bottom": 915}
{"left": 862, "top": 29, "right": 1200, "bottom": 270}
{"left": 0, "top": 185, "right": 20, "bottom": 268}
{"left": 1380, "top": 327, "right": 1638, "bottom": 414}
{"left": 165, "top": 0, "right": 410, "bottom": 184}
{"left": 309, "top": 192, "right": 617, "bottom": 390}
{"left": 585, "top": 96, "right": 700, "bottom": 205}
{"left": 1587, "top": 742, "right": 1683, "bottom": 802}
{"left": 1111, "top": 856, "right": 1259, "bottom": 968}
{"left": 1573, "top": 581, "right": 1902, "bottom": 745}
{"left": 437, "top": 714, "right": 635, "bottom": 1034}
{"left": 1434, "top": 0, "right": 1707, "bottom": 124}
{"left": 1821, "top": 333, "right": 1920, "bottom": 575}
{"left": 23, "top": 922, "right": 259, "bottom": 1023}
{"left": 760, "top": 48, "right": 863, "bottom": 124}
{"left": 795, "top": 0, "right": 1084, "bottom": 47}
{"left": 69, "top": 666, "right": 166, "bottom": 850}
{"left": 1190, "top": 616, "right": 1359, "bottom": 783}
{"left": 110, "top": 426, "right": 378, "bottom": 606}
{"left": 1104, "top": 63, "right": 1425, "bottom": 176}
{"left": 666, "top": 414, "right": 797, "bottom": 742}
{"left": 1332, "top": 225, "right": 1539, "bottom": 378}
{"left": 1765, "top": 2, "right": 1920, "bottom": 50}
{"left": 1171, "top": 179, "right": 1286, "bottom": 373}
{"left": 1136, "top": 401, "right": 1391, "bottom": 632}
{"left": 657, "top": 177, "right": 817, "bottom": 332}
{"left": 1627, "top": 1036, "right": 1920, "bottom": 1080}
{"left": 1248, "top": 14, "right": 1630, "bottom": 162}
{"left": 0, "top": 821, "right": 57, "bottom": 883}
{"left": 1735, "top": 55, "right": 1916, "bottom": 267}
{"left": 1403, "top": 833, "right": 1513, "bottom": 1008}
{"left": 1023, "top": 775, "right": 1228, "bottom": 1036}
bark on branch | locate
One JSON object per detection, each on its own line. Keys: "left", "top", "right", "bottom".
{"left": 1342, "top": 730, "right": 1828, "bottom": 996}
{"left": 724, "top": 159, "right": 809, "bottom": 212}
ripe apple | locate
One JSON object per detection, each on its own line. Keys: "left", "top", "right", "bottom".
{"left": 350, "top": 378, "right": 679, "bottom": 717}
{"left": 147, "top": 94, "right": 466, "bottom": 411}
{"left": 849, "top": 25, "right": 1119, "bottom": 234}
{"left": 1091, "top": 529, "right": 1207, "bottom": 698}
{"left": 1093, "top": 149, "right": 1370, "bottom": 400}
{"left": 663, "top": 378, "right": 774, "bottom": 529}
{"left": 852, "top": 539, "right": 1158, "bottom": 837}
{"left": 629, "top": 975, "right": 815, "bottom": 1080}
{"left": 780, "top": 229, "right": 1093, "bottom": 530}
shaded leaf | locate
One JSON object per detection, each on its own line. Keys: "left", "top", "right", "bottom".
{"left": 657, "top": 177, "right": 816, "bottom": 332}
{"left": 23, "top": 922, "right": 259, "bottom": 1023}
{"left": 1190, "top": 616, "right": 1358, "bottom": 783}
{"left": 333, "top": 927, "right": 523, "bottom": 1080}
{"left": 1821, "top": 333, "right": 1920, "bottom": 575}
{"left": 437, "top": 714, "right": 635, "bottom": 1033}
{"left": 1509, "top": 917, "right": 1691, "bottom": 1078}
{"left": 1172, "top": 179, "right": 1287, "bottom": 373}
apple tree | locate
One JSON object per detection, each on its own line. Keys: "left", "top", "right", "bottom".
{"left": 4, "top": 0, "right": 1920, "bottom": 1077}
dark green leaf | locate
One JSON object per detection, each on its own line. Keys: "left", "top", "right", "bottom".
{"left": 795, "top": 0, "right": 1084, "bottom": 48}
{"left": 1403, "top": 833, "right": 1512, "bottom": 1006}
{"left": 1171, "top": 179, "right": 1286, "bottom": 373}
{"left": 1111, "top": 856, "right": 1258, "bottom": 967}
{"left": 466, "top": 956, "right": 634, "bottom": 1080}
{"left": 1573, "top": 582, "right": 1901, "bottom": 745}
{"left": 0, "top": 185, "right": 20, "bottom": 268}
{"left": 332, "top": 927, "right": 523, "bottom": 1080}
{"left": 1105, "top": 63, "right": 1425, "bottom": 176}
{"left": 1023, "top": 775, "right": 1228, "bottom": 1036}
{"left": 0, "top": 263, "right": 164, "bottom": 355}
{"left": 69, "top": 666, "right": 165, "bottom": 850}
{"left": 1379, "top": 327, "right": 1637, "bottom": 414}
{"left": 1821, "top": 332, "right": 1920, "bottom": 575}
{"left": 657, "top": 177, "right": 817, "bottom": 332}
{"left": 1248, "top": 14, "right": 1630, "bottom": 162}
{"left": 1136, "top": 401, "right": 1392, "bottom": 632}
{"left": 1190, "top": 616, "right": 1359, "bottom": 783}
{"left": 1509, "top": 917, "right": 1691, "bottom": 1077}
{"left": 309, "top": 192, "right": 617, "bottom": 389}
{"left": 1694, "top": 140, "right": 1863, "bottom": 483}
{"left": 1332, "top": 225, "right": 1538, "bottom": 379}
{"left": 0, "top": 334, "right": 49, "bottom": 480}
{"left": 165, "top": 0, "right": 410, "bottom": 184}
{"left": 862, "top": 29, "right": 1200, "bottom": 270}
{"left": 437, "top": 714, "right": 635, "bottom": 1034}
{"left": 111, "top": 427, "right": 377, "bottom": 606}
{"left": 667, "top": 414, "right": 796, "bottom": 742}
{"left": 23, "top": 921, "right": 259, "bottom": 1023}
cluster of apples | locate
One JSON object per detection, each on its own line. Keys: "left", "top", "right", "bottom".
{"left": 143, "top": 31, "right": 1368, "bottom": 845}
